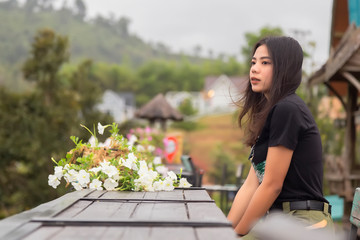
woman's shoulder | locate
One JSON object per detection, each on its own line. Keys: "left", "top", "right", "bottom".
{"left": 273, "top": 94, "right": 305, "bottom": 112}
{"left": 272, "top": 93, "right": 315, "bottom": 125}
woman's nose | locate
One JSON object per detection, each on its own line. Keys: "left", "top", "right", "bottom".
{"left": 251, "top": 64, "right": 258, "bottom": 73}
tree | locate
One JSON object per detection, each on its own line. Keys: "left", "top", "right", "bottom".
{"left": 241, "top": 26, "right": 283, "bottom": 72}
{"left": 0, "top": 28, "right": 114, "bottom": 219}
{"left": 116, "top": 17, "right": 131, "bottom": 37}
{"left": 74, "top": 0, "right": 86, "bottom": 20}
{"left": 178, "top": 98, "right": 197, "bottom": 116}
{"left": 22, "top": 29, "right": 69, "bottom": 106}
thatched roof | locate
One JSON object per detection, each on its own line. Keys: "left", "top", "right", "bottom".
{"left": 135, "top": 93, "right": 183, "bottom": 121}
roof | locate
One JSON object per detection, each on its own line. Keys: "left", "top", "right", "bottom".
{"left": 308, "top": 23, "right": 360, "bottom": 94}
{"left": 204, "top": 75, "right": 248, "bottom": 93}
{"left": 135, "top": 93, "right": 183, "bottom": 121}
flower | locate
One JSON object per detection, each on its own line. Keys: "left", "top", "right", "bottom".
{"left": 72, "top": 181, "right": 83, "bottom": 191}
{"left": 48, "top": 123, "right": 192, "bottom": 192}
{"left": 155, "top": 165, "right": 168, "bottom": 177}
{"left": 178, "top": 178, "right": 192, "bottom": 188}
{"left": 136, "top": 145, "right": 146, "bottom": 152}
{"left": 102, "top": 165, "right": 119, "bottom": 178}
{"left": 167, "top": 171, "right": 177, "bottom": 181}
{"left": 64, "top": 169, "right": 78, "bottom": 183}
{"left": 98, "top": 122, "right": 106, "bottom": 135}
{"left": 153, "top": 156, "right": 162, "bottom": 165}
{"left": 98, "top": 138, "right": 112, "bottom": 148}
{"left": 48, "top": 174, "right": 60, "bottom": 189}
{"left": 128, "top": 135, "right": 137, "bottom": 147}
{"left": 90, "top": 179, "right": 103, "bottom": 190}
{"left": 89, "top": 166, "right": 102, "bottom": 174}
{"left": 77, "top": 170, "right": 90, "bottom": 186}
{"left": 88, "top": 136, "right": 96, "bottom": 147}
{"left": 54, "top": 166, "right": 63, "bottom": 179}
{"left": 153, "top": 180, "right": 165, "bottom": 191}
{"left": 163, "top": 177, "right": 175, "bottom": 191}
{"left": 122, "top": 153, "right": 137, "bottom": 170}
{"left": 148, "top": 145, "right": 155, "bottom": 152}
{"left": 104, "top": 178, "right": 118, "bottom": 190}
{"left": 97, "top": 122, "right": 111, "bottom": 135}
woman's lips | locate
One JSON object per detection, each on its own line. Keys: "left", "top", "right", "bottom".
{"left": 250, "top": 77, "right": 260, "bottom": 83}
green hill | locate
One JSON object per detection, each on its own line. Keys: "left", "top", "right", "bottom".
{"left": 0, "top": 0, "right": 209, "bottom": 90}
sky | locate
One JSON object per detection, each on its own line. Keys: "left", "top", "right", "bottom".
{"left": 81, "top": 0, "right": 333, "bottom": 68}
{"left": 14, "top": 0, "right": 334, "bottom": 67}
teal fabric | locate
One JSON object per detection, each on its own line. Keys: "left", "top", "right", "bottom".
{"left": 349, "top": 0, "right": 360, "bottom": 26}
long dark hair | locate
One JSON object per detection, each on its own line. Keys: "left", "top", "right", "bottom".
{"left": 238, "top": 36, "right": 303, "bottom": 146}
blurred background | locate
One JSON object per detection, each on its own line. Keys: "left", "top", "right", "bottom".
{"left": 0, "top": 0, "right": 355, "bottom": 234}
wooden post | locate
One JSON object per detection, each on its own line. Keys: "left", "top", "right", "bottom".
{"left": 344, "top": 83, "right": 357, "bottom": 216}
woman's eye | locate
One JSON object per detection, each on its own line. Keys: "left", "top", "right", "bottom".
{"left": 251, "top": 61, "right": 255, "bottom": 65}
{"left": 262, "top": 61, "right": 270, "bottom": 65}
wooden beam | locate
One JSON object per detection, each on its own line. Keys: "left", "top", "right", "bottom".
{"left": 341, "top": 66, "right": 360, "bottom": 72}
{"left": 341, "top": 71, "right": 360, "bottom": 92}
{"left": 324, "top": 82, "right": 346, "bottom": 109}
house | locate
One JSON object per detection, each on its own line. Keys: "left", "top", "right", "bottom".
{"left": 165, "top": 75, "right": 248, "bottom": 115}
{"left": 96, "top": 90, "right": 135, "bottom": 123}
{"left": 165, "top": 91, "right": 205, "bottom": 114}
{"left": 202, "top": 75, "right": 248, "bottom": 114}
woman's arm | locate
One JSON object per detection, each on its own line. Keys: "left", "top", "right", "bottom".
{"left": 227, "top": 165, "right": 259, "bottom": 227}
{"left": 234, "top": 145, "right": 293, "bottom": 235}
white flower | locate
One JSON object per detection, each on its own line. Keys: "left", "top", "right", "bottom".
{"left": 112, "top": 174, "right": 121, "bottom": 181}
{"left": 153, "top": 156, "right": 162, "bottom": 165}
{"left": 64, "top": 169, "right": 78, "bottom": 183}
{"left": 98, "top": 122, "right": 105, "bottom": 135}
{"left": 89, "top": 179, "right": 103, "bottom": 190}
{"left": 127, "top": 135, "right": 137, "bottom": 148}
{"left": 48, "top": 174, "right": 60, "bottom": 189}
{"left": 153, "top": 180, "right": 165, "bottom": 191}
{"left": 138, "top": 160, "right": 149, "bottom": 176}
{"left": 148, "top": 145, "right": 155, "bottom": 152}
{"left": 178, "top": 178, "right": 192, "bottom": 188}
{"left": 77, "top": 170, "right": 90, "bottom": 186}
{"left": 163, "top": 177, "right": 175, "bottom": 191}
{"left": 89, "top": 166, "right": 102, "bottom": 174}
{"left": 88, "top": 135, "right": 96, "bottom": 147}
{"left": 155, "top": 165, "right": 168, "bottom": 177}
{"left": 100, "top": 160, "right": 110, "bottom": 168}
{"left": 102, "top": 165, "right": 119, "bottom": 178}
{"left": 167, "top": 171, "right": 177, "bottom": 181}
{"left": 129, "top": 134, "right": 137, "bottom": 143}
{"left": 64, "top": 164, "right": 70, "bottom": 171}
{"left": 122, "top": 153, "right": 138, "bottom": 170}
{"left": 104, "top": 178, "right": 118, "bottom": 190}
{"left": 98, "top": 138, "right": 112, "bottom": 148}
{"left": 72, "top": 181, "right": 83, "bottom": 191}
{"left": 54, "top": 166, "right": 63, "bottom": 179}
{"left": 135, "top": 176, "right": 154, "bottom": 192}
{"left": 136, "top": 145, "right": 145, "bottom": 152}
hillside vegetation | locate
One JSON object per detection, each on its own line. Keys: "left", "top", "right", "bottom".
{"left": 0, "top": 0, "right": 245, "bottom": 93}
{"left": 170, "top": 113, "right": 250, "bottom": 185}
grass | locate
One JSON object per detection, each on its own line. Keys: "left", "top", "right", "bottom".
{"left": 169, "top": 112, "right": 249, "bottom": 184}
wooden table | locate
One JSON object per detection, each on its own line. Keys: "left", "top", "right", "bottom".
{"left": 0, "top": 188, "right": 238, "bottom": 240}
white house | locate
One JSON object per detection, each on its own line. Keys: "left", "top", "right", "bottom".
{"left": 165, "top": 75, "right": 247, "bottom": 115}
{"left": 165, "top": 91, "right": 205, "bottom": 114}
{"left": 96, "top": 90, "right": 135, "bottom": 123}
{"left": 202, "top": 75, "right": 247, "bottom": 113}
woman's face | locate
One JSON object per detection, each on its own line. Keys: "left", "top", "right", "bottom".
{"left": 250, "top": 44, "right": 273, "bottom": 97}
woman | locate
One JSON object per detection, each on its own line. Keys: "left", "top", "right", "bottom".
{"left": 227, "top": 36, "right": 333, "bottom": 237}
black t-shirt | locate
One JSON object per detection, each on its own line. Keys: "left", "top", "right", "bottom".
{"left": 250, "top": 93, "right": 327, "bottom": 204}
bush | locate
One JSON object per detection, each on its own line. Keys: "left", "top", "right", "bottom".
{"left": 171, "top": 121, "right": 200, "bottom": 132}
